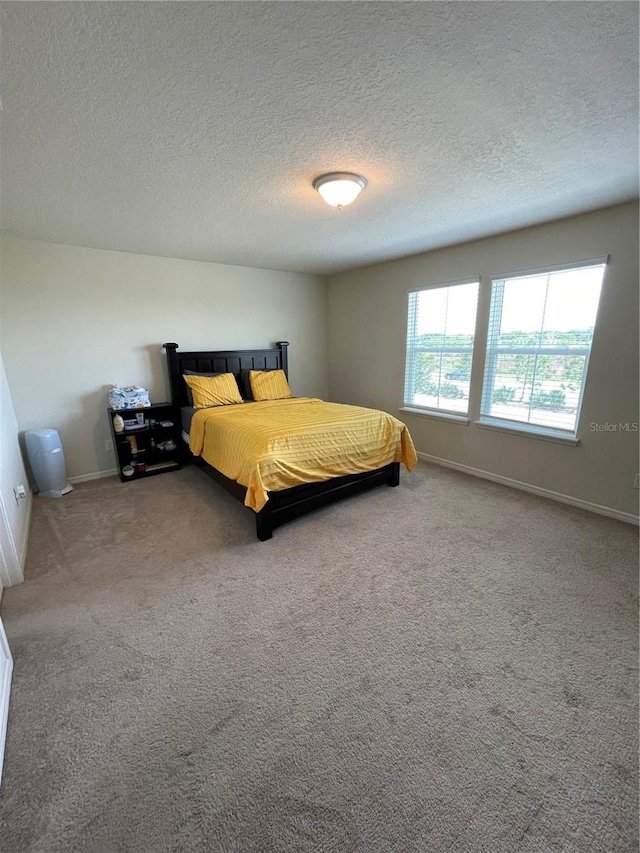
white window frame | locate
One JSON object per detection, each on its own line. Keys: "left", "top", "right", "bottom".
{"left": 403, "top": 278, "right": 480, "bottom": 421}
{"left": 477, "top": 257, "right": 607, "bottom": 442}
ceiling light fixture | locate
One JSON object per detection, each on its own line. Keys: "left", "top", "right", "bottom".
{"left": 313, "top": 172, "right": 367, "bottom": 209}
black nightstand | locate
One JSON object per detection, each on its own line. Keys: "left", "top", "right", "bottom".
{"left": 108, "top": 403, "right": 181, "bottom": 482}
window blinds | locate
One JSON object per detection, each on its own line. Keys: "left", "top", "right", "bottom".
{"left": 480, "top": 262, "right": 606, "bottom": 437}
{"left": 404, "top": 280, "right": 479, "bottom": 416}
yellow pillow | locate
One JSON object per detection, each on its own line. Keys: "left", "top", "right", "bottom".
{"left": 183, "top": 373, "right": 243, "bottom": 408}
{"left": 249, "top": 369, "right": 293, "bottom": 401}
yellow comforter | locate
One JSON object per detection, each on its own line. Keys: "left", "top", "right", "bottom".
{"left": 189, "top": 398, "right": 417, "bottom": 512}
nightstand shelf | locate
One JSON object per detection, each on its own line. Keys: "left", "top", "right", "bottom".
{"left": 108, "top": 402, "right": 181, "bottom": 483}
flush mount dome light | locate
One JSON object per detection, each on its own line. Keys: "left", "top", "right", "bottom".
{"left": 313, "top": 172, "right": 367, "bottom": 208}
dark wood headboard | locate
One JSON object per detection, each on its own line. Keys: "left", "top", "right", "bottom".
{"left": 163, "top": 342, "right": 289, "bottom": 408}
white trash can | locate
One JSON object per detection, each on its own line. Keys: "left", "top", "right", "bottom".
{"left": 25, "top": 429, "right": 73, "bottom": 498}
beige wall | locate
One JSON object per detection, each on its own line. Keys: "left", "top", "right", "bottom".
{"left": 328, "top": 202, "right": 639, "bottom": 518}
{"left": 0, "top": 237, "right": 328, "bottom": 480}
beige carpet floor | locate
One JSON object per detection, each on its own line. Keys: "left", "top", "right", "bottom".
{"left": 0, "top": 462, "right": 637, "bottom": 852}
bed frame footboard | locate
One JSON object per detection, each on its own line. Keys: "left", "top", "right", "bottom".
{"left": 254, "top": 462, "right": 400, "bottom": 540}
{"left": 198, "top": 456, "right": 400, "bottom": 541}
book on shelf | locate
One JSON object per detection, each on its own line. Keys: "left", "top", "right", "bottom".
{"left": 146, "top": 461, "right": 179, "bottom": 472}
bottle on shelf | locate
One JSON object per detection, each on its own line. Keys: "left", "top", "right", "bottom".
{"left": 108, "top": 402, "right": 181, "bottom": 483}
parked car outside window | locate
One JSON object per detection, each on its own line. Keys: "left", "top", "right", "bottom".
{"left": 445, "top": 367, "right": 471, "bottom": 380}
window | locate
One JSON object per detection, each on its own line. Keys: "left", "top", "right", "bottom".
{"left": 480, "top": 261, "right": 606, "bottom": 438}
{"left": 404, "top": 280, "right": 479, "bottom": 417}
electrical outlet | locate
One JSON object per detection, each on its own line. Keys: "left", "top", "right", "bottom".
{"left": 13, "top": 484, "right": 27, "bottom": 503}
{"left": 105, "top": 439, "right": 113, "bottom": 452}
{"left": 634, "top": 474, "right": 640, "bottom": 490}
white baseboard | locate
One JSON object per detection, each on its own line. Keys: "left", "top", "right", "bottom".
{"left": 68, "top": 468, "right": 117, "bottom": 485}
{"left": 418, "top": 452, "right": 640, "bottom": 526}
{"left": 0, "top": 617, "right": 13, "bottom": 788}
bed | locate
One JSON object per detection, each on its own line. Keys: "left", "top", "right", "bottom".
{"left": 163, "top": 342, "right": 416, "bottom": 540}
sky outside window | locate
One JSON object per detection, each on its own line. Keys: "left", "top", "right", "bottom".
{"left": 499, "top": 267, "right": 604, "bottom": 335}
{"left": 416, "top": 283, "right": 478, "bottom": 336}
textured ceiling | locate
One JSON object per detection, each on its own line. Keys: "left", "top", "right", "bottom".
{"left": 1, "top": 2, "right": 638, "bottom": 275}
